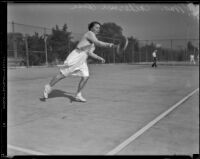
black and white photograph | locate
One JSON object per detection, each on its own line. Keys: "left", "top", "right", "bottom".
{"left": 5, "top": 2, "right": 199, "bottom": 156}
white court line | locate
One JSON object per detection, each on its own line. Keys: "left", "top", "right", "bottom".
{"left": 107, "top": 88, "right": 199, "bottom": 155}
{"left": 8, "top": 144, "right": 48, "bottom": 155}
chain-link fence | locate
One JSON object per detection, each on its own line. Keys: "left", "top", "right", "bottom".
{"left": 7, "top": 21, "right": 199, "bottom": 67}
{"left": 135, "top": 39, "right": 199, "bottom": 63}
{"left": 7, "top": 21, "right": 52, "bottom": 67}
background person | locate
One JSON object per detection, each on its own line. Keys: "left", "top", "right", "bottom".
{"left": 152, "top": 49, "right": 158, "bottom": 68}
{"left": 190, "top": 54, "right": 196, "bottom": 64}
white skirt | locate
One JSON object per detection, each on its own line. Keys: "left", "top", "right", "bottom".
{"left": 59, "top": 49, "right": 89, "bottom": 77}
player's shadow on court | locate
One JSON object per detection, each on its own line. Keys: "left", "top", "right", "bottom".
{"left": 40, "top": 89, "right": 77, "bottom": 103}
{"left": 40, "top": 89, "right": 81, "bottom": 103}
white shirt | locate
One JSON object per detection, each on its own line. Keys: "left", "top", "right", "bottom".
{"left": 76, "top": 31, "right": 111, "bottom": 52}
{"left": 190, "top": 54, "right": 194, "bottom": 59}
{"left": 59, "top": 31, "right": 111, "bottom": 77}
{"left": 152, "top": 51, "right": 157, "bottom": 58}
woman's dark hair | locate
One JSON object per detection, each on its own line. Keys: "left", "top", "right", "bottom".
{"left": 88, "top": 21, "right": 101, "bottom": 31}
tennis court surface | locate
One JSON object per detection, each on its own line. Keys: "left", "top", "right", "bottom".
{"left": 7, "top": 64, "right": 199, "bottom": 155}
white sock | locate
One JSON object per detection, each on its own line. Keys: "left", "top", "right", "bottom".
{"left": 45, "top": 84, "right": 52, "bottom": 93}
{"left": 77, "top": 92, "right": 81, "bottom": 97}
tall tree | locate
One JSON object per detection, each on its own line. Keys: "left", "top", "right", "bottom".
{"left": 7, "top": 32, "right": 24, "bottom": 58}
{"left": 96, "top": 22, "right": 126, "bottom": 63}
{"left": 27, "top": 32, "right": 46, "bottom": 65}
{"left": 48, "top": 24, "right": 73, "bottom": 61}
{"left": 98, "top": 22, "right": 124, "bottom": 43}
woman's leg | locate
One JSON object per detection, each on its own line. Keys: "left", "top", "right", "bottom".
{"left": 44, "top": 72, "right": 66, "bottom": 99}
{"left": 75, "top": 76, "right": 89, "bottom": 102}
{"left": 49, "top": 72, "right": 66, "bottom": 87}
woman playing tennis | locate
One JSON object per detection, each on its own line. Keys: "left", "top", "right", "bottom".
{"left": 43, "top": 21, "right": 116, "bottom": 102}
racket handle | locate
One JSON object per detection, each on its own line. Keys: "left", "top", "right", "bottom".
{"left": 112, "top": 44, "right": 118, "bottom": 49}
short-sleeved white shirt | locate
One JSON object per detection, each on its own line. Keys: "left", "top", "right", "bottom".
{"left": 152, "top": 51, "right": 157, "bottom": 58}
{"left": 59, "top": 31, "right": 98, "bottom": 77}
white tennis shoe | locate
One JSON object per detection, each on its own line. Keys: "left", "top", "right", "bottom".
{"left": 75, "top": 93, "right": 87, "bottom": 102}
{"left": 43, "top": 84, "right": 52, "bottom": 99}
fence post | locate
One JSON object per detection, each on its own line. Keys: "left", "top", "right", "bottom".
{"left": 130, "top": 41, "right": 132, "bottom": 63}
{"left": 186, "top": 40, "right": 188, "bottom": 63}
{"left": 123, "top": 44, "right": 125, "bottom": 63}
{"left": 132, "top": 41, "right": 134, "bottom": 63}
{"left": 44, "top": 28, "right": 48, "bottom": 66}
{"left": 69, "top": 40, "right": 71, "bottom": 53}
{"left": 170, "top": 39, "right": 173, "bottom": 62}
{"left": 185, "top": 47, "right": 187, "bottom": 62}
{"left": 24, "top": 35, "right": 29, "bottom": 67}
{"left": 193, "top": 45, "right": 195, "bottom": 57}
{"left": 12, "top": 21, "right": 18, "bottom": 59}
{"left": 146, "top": 40, "right": 148, "bottom": 62}
{"left": 113, "top": 39, "right": 115, "bottom": 64}
{"left": 139, "top": 44, "right": 141, "bottom": 63}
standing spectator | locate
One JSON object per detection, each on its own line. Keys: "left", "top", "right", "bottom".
{"left": 190, "top": 54, "right": 196, "bottom": 64}
{"left": 152, "top": 50, "right": 158, "bottom": 68}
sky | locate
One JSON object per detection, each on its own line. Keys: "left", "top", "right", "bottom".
{"left": 7, "top": 3, "right": 199, "bottom": 41}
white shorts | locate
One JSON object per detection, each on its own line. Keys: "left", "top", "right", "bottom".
{"left": 59, "top": 49, "right": 89, "bottom": 77}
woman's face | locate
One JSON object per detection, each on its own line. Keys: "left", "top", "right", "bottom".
{"left": 91, "top": 23, "right": 100, "bottom": 35}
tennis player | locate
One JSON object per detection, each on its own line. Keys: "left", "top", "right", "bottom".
{"left": 152, "top": 49, "right": 158, "bottom": 68}
{"left": 43, "top": 21, "right": 116, "bottom": 102}
{"left": 190, "top": 54, "right": 196, "bottom": 64}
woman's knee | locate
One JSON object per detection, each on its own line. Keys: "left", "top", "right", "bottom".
{"left": 58, "top": 72, "right": 65, "bottom": 80}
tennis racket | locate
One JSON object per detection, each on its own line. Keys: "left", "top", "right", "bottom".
{"left": 116, "top": 37, "right": 129, "bottom": 55}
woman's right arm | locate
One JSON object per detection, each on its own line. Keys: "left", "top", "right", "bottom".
{"left": 87, "top": 32, "right": 114, "bottom": 48}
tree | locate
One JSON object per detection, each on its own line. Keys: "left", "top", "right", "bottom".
{"left": 95, "top": 22, "right": 126, "bottom": 63}
{"left": 7, "top": 32, "right": 24, "bottom": 58}
{"left": 28, "top": 32, "right": 44, "bottom": 51}
{"left": 187, "top": 41, "right": 194, "bottom": 52}
{"left": 187, "top": 41, "right": 199, "bottom": 59}
{"left": 48, "top": 24, "right": 73, "bottom": 61}
{"left": 99, "top": 22, "right": 123, "bottom": 40}
{"left": 187, "top": 41, "right": 198, "bottom": 54}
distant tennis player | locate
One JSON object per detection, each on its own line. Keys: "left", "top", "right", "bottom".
{"left": 190, "top": 54, "right": 196, "bottom": 64}
{"left": 152, "top": 49, "right": 158, "bottom": 68}
{"left": 43, "top": 21, "right": 116, "bottom": 102}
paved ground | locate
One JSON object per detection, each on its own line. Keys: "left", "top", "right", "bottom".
{"left": 118, "top": 92, "right": 199, "bottom": 155}
{"left": 7, "top": 64, "right": 199, "bottom": 156}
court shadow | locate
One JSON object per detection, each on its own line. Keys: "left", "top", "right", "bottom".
{"left": 40, "top": 89, "right": 83, "bottom": 103}
{"left": 49, "top": 89, "right": 73, "bottom": 98}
